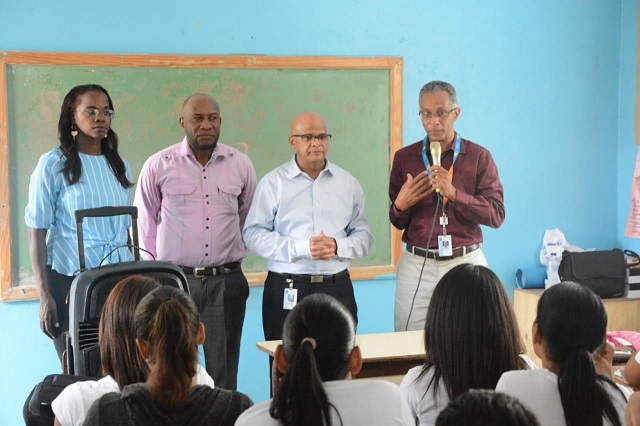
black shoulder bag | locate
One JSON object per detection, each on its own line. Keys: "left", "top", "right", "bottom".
{"left": 558, "top": 249, "right": 627, "bottom": 298}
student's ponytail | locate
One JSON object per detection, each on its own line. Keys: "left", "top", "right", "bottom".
{"left": 270, "top": 294, "right": 356, "bottom": 426}
{"left": 272, "top": 337, "right": 332, "bottom": 426}
{"left": 134, "top": 286, "right": 200, "bottom": 410}
{"left": 538, "top": 282, "right": 623, "bottom": 426}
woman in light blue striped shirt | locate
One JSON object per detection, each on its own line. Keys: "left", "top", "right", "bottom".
{"left": 25, "top": 84, "right": 134, "bottom": 363}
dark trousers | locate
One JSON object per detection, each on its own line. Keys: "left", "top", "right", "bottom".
{"left": 262, "top": 270, "right": 358, "bottom": 341}
{"left": 46, "top": 266, "right": 73, "bottom": 365}
{"left": 187, "top": 267, "right": 249, "bottom": 391}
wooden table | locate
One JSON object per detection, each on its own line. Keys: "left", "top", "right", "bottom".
{"left": 256, "top": 330, "right": 426, "bottom": 379}
{"left": 514, "top": 288, "right": 640, "bottom": 367}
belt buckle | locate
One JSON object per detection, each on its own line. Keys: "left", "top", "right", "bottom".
{"left": 310, "top": 275, "right": 324, "bottom": 284}
{"left": 193, "top": 267, "right": 206, "bottom": 278}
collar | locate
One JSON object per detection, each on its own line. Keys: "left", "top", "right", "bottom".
{"left": 178, "top": 137, "right": 227, "bottom": 159}
{"left": 414, "top": 136, "right": 466, "bottom": 157}
{"left": 285, "top": 155, "right": 334, "bottom": 179}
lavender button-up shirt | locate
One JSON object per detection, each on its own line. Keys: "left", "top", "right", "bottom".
{"left": 134, "top": 138, "right": 257, "bottom": 267}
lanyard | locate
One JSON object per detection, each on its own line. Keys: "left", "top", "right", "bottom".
{"left": 421, "top": 133, "right": 461, "bottom": 206}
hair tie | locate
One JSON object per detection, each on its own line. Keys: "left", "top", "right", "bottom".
{"left": 301, "top": 337, "right": 317, "bottom": 350}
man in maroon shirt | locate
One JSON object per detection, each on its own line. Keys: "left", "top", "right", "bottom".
{"left": 389, "top": 81, "right": 504, "bottom": 331}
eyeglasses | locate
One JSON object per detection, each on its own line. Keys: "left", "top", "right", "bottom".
{"left": 418, "top": 108, "right": 457, "bottom": 121}
{"left": 291, "top": 133, "right": 332, "bottom": 142}
{"left": 79, "top": 107, "right": 115, "bottom": 119}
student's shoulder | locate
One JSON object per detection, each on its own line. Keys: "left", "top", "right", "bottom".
{"left": 234, "top": 399, "right": 274, "bottom": 426}
{"left": 327, "top": 378, "right": 401, "bottom": 396}
{"left": 497, "top": 368, "right": 549, "bottom": 391}
{"left": 214, "top": 387, "right": 254, "bottom": 407}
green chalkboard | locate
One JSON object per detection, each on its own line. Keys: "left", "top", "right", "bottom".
{"left": 0, "top": 52, "right": 403, "bottom": 300}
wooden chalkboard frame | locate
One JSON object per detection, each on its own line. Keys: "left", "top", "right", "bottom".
{"left": 0, "top": 51, "right": 403, "bottom": 302}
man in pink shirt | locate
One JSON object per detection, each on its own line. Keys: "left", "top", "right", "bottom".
{"left": 134, "top": 93, "right": 257, "bottom": 390}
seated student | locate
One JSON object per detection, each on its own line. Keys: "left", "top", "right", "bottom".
{"left": 627, "top": 391, "right": 640, "bottom": 426}
{"left": 84, "top": 285, "right": 252, "bottom": 425}
{"left": 496, "top": 281, "right": 628, "bottom": 426}
{"left": 235, "top": 293, "right": 414, "bottom": 426}
{"left": 399, "top": 263, "right": 534, "bottom": 426}
{"left": 435, "top": 389, "right": 540, "bottom": 426}
{"left": 52, "top": 276, "right": 215, "bottom": 426}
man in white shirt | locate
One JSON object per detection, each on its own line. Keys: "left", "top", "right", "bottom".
{"left": 243, "top": 112, "right": 373, "bottom": 341}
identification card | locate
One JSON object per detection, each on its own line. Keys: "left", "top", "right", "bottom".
{"left": 438, "top": 235, "right": 453, "bottom": 257}
{"left": 283, "top": 287, "right": 298, "bottom": 310}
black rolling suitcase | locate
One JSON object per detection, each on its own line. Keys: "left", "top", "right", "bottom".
{"left": 23, "top": 206, "right": 190, "bottom": 425}
{"left": 67, "top": 206, "right": 189, "bottom": 377}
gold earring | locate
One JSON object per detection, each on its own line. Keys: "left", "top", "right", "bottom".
{"left": 71, "top": 124, "right": 78, "bottom": 140}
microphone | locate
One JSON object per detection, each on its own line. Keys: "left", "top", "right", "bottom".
{"left": 430, "top": 141, "right": 441, "bottom": 193}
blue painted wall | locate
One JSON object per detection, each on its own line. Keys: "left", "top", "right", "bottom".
{"left": 0, "top": 0, "right": 637, "bottom": 423}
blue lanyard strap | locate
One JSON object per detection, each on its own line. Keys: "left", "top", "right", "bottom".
{"left": 421, "top": 132, "right": 462, "bottom": 173}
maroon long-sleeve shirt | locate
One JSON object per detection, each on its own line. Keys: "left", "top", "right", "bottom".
{"left": 389, "top": 138, "right": 504, "bottom": 250}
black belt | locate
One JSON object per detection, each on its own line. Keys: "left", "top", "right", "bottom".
{"left": 406, "top": 243, "right": 480, "bottom": 261}
{"left": 271, "top": 269, "right": 349, "bottom": 284}
{"left": 181, "top": 262, "right": 241, "bottom": 278}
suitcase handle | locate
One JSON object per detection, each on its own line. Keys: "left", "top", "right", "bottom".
{"left": 75, "top": 207, "right": 140, "bottom": 270}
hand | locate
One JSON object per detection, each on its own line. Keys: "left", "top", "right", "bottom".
{"left": 429, "top": 165, "right": 457, "bottom": 201}
{"left": 394, "top": 171, "right": 433, "bottom": 211}
{"left": 593, "top": 340, "right": 615, "bottom": 379}
{"left": 310, "top": 231, "right": 337, "bottom": 260}
{"left": 39, "top": 294, "right": 60, "bottom": 339}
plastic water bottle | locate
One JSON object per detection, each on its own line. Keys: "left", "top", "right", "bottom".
{"left": 545, "top": 255, "right": 561, "bottom": 288}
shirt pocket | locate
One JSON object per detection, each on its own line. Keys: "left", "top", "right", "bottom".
{"left": 163, "top": 183, "right": 196, "bottom": 215}
{"left": 213, "top": 184, "right": 241, "bottom": 214}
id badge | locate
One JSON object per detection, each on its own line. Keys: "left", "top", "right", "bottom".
{"left": 283, "top": 287, "right": 298, "bottom": 310}
{"left": 438, "top": 235, "right": 453, "bottom": 257}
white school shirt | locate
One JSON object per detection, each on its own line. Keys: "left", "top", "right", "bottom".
{"left": 52, "top": 365, "right": 214, "bottom": 426}
{"left": 400, "top": 355, "right": 538, "bottom": 426}
{"left": 235, "top": 379, "right": 414, "bottom": 426}
{"left": 496, "top": 368, "right": 630, "bottom": 426}
{"left": 243, "top": 156, "right": 372, "bottom": 274}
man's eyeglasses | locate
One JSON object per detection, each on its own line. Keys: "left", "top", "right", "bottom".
{"left": 79, "top": 107, "right": 115, "bottom": 119}
{"left": 291, "top": 133, "right": 332, "bottom": 142}
{"left": 418, "top": 108, "right": 457, "bottom": 121}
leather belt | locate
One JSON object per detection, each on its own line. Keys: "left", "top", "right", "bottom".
{"left": 272, "top": 269, "right": 349, "bottom": 284}
{"left": 181, "top": 262, "right": 241, "bottom": 278}
{"left": 406, "top": 243, "right": 480, "bottom": 261}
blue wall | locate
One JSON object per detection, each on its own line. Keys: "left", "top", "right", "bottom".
{"left": 1, "top": 0, "right": 637, "bottom": 423}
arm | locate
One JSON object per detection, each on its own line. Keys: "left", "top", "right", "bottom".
{"left": 28, "top": 227, "right": 59, "bottom": 338}
{"left": 625, "top": 350, "right": 640, "bottom": 387}
{"left": 593, "top": 340, "right": 615, "bottom": 380}
{"left": 25, "top": 152, "right": 60, "bottom": 338}
{"left": 627, "top": 392, "right": 640, "bottom": 426}
{"left": 333, "top": 182, "right": 373, "bottom": 260}
{"left": 448, "top": 148, "right": 505, "bottom": 229}
{"left": 237, "top": 159, "right": 258, "bottom": 232}
{"left": 388, "top": 149, "right": 433, "bottom": 231}
{"left": 133, "top": 157, "right": 161, "bottom": 260}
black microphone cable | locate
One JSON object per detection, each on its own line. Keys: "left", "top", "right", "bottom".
{"left": 404, "top": 194, "right": 442, "bottom": 331}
